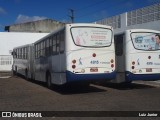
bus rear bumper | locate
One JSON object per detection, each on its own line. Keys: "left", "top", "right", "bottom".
{"left": 125, "top": 71, "right": 160, "bottom": 81}
{"left": 66, "top": 71, "right": 116, "bottom": 83}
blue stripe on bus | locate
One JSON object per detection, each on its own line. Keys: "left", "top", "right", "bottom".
{"left": 66, "top": 71, "right": 116, "bottom": 82}
{"left": 125, "top": 71, "right": 160, "bottom": 81}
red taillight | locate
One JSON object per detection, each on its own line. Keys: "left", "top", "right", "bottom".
{"left": 92, "top": 53, "right": 96, "bottom": 57}
{"left": 132, "top": 61, "right": 135, "bottom": 65}
{"left": 111, "top": 64, "right": 114, "bottom": 68}
{"left": 111, "top": 59, "right": 114, "bottom": 63}
{"left": 72, "top": 59, "right": 76, "bottom": 64}
{"left": 72, "top": 65, "right": 76, "bottom": 69}
{"left": 148, "top": 56, "right": 151, "bottom": 59}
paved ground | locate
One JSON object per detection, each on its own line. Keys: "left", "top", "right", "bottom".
{"left": 0, "top": 76, "right": 160, "bottom": 120}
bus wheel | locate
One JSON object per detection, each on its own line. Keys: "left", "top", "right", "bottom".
{"left": 25, "top": 69, "right": 29, "bottom": 80}
{"left": 12, "top": 70, "right": 16, "bottom": 76}
{"left": 46, "top": 73, "right": 52, "bottom": 89}
{"left": 15, "top": 66, "right": 17, "bottom": 75}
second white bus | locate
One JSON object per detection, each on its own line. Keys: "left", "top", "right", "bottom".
{"left": 114, "top": 29, "right": 160, "bottom": 83}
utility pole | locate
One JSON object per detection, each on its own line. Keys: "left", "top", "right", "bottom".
{"left": 68, "top": 9, "right": 74, "bottom": 23}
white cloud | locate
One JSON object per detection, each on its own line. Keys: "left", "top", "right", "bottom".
{"left": 0, "top": 7, "right": 7, "bottom": 15}
{"left": 15, "top": 14, "right": 47, "bottom": 23}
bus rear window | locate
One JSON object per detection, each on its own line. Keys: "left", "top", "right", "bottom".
{"left": 70, "top": 27, "right": 112, "bottom": 47}
{"left": 131, "top": 32, "right": 160, "bottom": 51}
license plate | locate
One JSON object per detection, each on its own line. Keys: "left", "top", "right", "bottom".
{"left": 90, "top": 67, "right": 98, "bottom": 72}
{"left": 146, "top": 68, "right": 152, "bottom": 72}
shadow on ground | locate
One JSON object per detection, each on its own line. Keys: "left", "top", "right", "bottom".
{"left": 13, "top": 75, "right": 107, "bottom": 95}
{"left": 96, "top": 81, "right": 156, "bottom": 90}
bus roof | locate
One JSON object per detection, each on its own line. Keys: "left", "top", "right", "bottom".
{"left": 115, "top": 29, "right": 160, "bottom": 35}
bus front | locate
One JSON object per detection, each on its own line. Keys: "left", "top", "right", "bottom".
{"left": 125, "top": 29, "right": 160, "bottom": 81}
{"left": 66, "top": 24, "right": 116, "bottom": 83}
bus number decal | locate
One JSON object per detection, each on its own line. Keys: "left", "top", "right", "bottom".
{"left": 90, "top": 60, "right": 99, "bottom": 64}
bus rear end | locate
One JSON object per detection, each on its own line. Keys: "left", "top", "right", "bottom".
{"left": 65, "top": 24, "right": 116, "bottom": 83}
{"left": 125, "top": 29, "right": 160, "bottom": 81}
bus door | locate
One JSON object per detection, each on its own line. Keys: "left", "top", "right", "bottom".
{"left": 114, "top": 34, "right": 126, "bottom": 83}
{"left": 51, "top": 32, "right": 65, "bottom": 85}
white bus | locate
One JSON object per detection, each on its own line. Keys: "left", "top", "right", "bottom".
{"left": 12, "top": 44, "right": 34, "bottom": 79}
{"left": 12, "top": 23, "right": 115, "bottom": 87}
{"left": 114, "top": 29, "right": 160, "bottom": 83}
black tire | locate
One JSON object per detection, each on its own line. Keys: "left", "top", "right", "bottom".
{"left": 25, "top": 69, "right": 29, "bottom": 80}
{"left": 46, "top": 73, "right": 52, "bottom": 89}
{"left": 15, "top": 66, "right": 18, "bottom": 75}
{"left": 12, "top": 70, "right": 16, "bottom": 76}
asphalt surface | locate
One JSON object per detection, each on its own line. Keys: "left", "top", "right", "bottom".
{"left": 0, "top": 76, "right": 160, "bottom": 120}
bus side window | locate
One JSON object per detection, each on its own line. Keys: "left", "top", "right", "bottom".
{"left": 40, "top": 42, "right": 43, "bottom": 57}
{"left": 38, "top": 43, "right": 41, "bottom": 58}
{"left": 20, "top": 48, "right": 22, "bottom": 59}
{"left": 26, "top": 47, "right": 28, "bottom": 59}
{"left": 23, "top": 47, "right": 27, "bottom": 59}
{"left": 49, "top": 37, "right": 52, "bottom": 56}
{"left": 18, "top": 48, "right": 20, "bottom": 59}
{"left": 45, "top": 39, "right": 50, "bottom": 57}
{"left": 22, "top": 47, "right": 25, "bottom": 59}
{"left": 35, "top": 44, "right": 37, "bottom": 59}
{"left": 60, "top": 30, "right": 65, "bottom": 53}
{"left": 41, "top": 41, "right": 45, "bottom": 57}
{"left": 17, "top": 49, "right": 18, "bottom": 58}
{"left": 115, "top": 34, "right": 123, "bottom": 56}
{"left": 52, "top": 35, "right": 56, "bottom": 55}
{"left": 56, "top": 33, "right": 60, "bottom": 54}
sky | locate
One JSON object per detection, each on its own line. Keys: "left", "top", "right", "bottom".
{"left": 0, "top": 0, "right": 160, "bottom": 31}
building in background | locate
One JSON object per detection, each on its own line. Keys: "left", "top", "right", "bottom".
{"left": 95, "top": 3, "right": 160, "bottom": 34}
{"left": 5, "top": 19, "right": 65, "bottom": 33}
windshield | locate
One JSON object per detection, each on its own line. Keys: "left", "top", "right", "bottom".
{"left": 131, "top": 32, "right": 160, "bottom": 51}
{"left": 70, "top": 27, "right": 112, "bottom": 47}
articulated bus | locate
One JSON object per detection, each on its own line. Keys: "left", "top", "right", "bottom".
{"left": 12, "top": 23, "right": 116, "bottom": 87}
{"left": 114, "top": 29, "right": 160, "bottom": 83}
{"left": 12, "top": 44, "right": 34, "bottom": 79}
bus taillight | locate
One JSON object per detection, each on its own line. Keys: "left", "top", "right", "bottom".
{"left": 148, "top": 56, "right": 151, "bottom": 59}
{"left": 132, "top": 66, "right": 135, "bottom": 69}
{"left": 111, "top": 64, "right": 114, "bottom": 68}
{"left": 72, "top": 59, "right": 76, "bottom": 64}
{"left": 72, "top": 65, "right": 76, "bottom": 69}
{"left": 132, "top": 61, "right": 135, "bottom": 65}
{"left": 111, "top": 59, "right": 114, "bottom": 63}
{"left": 92, "top": 53, "right": 96, "bottom": 57}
